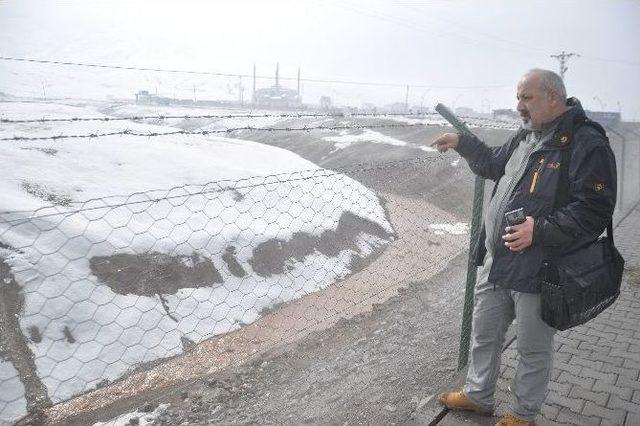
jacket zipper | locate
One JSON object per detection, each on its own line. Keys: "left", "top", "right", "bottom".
{"left": 529, "top": 156, "right": 545, "bottom": 193}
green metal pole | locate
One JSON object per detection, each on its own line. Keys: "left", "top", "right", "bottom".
{"left": 457, "top": 175, "right": 485, "bottom": 371}
{"left": 432, "top": 103, "right": 486, "bottom": 371}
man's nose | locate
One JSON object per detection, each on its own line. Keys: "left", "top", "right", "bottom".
{"left": 516, "top": 101, "right": 525, "bottom": 112}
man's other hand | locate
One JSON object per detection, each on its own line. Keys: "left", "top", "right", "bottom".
{"left": 502, "top": 216, "right": 534, "bottom": 252}
{"left": 431, "top": 133, "right": 459, "bottom": 153}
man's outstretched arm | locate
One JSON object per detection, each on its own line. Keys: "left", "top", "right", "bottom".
{"left": 431, "top": 132, "right": 519, "bottom": 182}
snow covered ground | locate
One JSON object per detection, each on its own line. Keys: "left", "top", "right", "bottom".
{"left": 0, "top": 360, "right": 26, "bottom": 425}
{"left": 0, "top": 100, "right": 394, "bottom": 422}
{"left": 323, "top": 128, "right": 437, "bottom": 152}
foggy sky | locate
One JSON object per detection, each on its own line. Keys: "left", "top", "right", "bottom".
{"left": 1, "top": 0, "right": 639, "bottom": 120}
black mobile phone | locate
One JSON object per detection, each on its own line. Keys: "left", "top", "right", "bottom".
{"left": 505, "top": 208, "right": 526, "bottom": 226}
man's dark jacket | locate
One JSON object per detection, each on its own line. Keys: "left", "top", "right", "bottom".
{"left": 455, "top": 98, "right": 617, "bottom": 293}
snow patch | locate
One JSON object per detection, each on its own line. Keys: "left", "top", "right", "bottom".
{"left": 323, "top": 129, "right": 407, "bottom": 150}
{"left": 93, "top": 403, "right": 169, "bottom": 426}
{"left": 429, "top": 223, "right": 469, "bottom": 235}
{"left": 0, "top": 360, "right": 27, "bottom": 425}
{"left": 420, "top": 145, "right": 437, "bottom": 153}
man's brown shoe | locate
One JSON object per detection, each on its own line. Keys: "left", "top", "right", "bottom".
{"left": 495, "top": 414, "right": 535, "bottom": 426}
{"left": 437, "top": 391, "right": 493, "bottom": 415}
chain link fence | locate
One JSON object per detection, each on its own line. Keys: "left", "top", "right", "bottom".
{"left": 1, "top": 118, "right": 638, "bottom": 424}
{"left": 608, "top": 124, "right": 640, "bottom": 224}
{"left": 0, "top": 154, "right": 478, "bottom": 424}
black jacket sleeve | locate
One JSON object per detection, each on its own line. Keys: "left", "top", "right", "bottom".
{"left": 454, "top": 132, "right": 520, "bottom": 182}
{"left": 533, "top": 127, "right": 617, "bottom": 247}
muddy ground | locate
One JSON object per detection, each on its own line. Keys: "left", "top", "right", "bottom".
{"left": 73, "top": 252, "right": 469, "bottom": 426}
{"left": 147, "top": 253, "right": 469, "bottom": 426}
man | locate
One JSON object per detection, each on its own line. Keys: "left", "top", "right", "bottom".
{"left": 430, "top": 69, "right": 617, "bottom": 426}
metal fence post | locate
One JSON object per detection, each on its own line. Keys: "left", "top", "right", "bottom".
{"left": 457, "top": 175, "right": 485, "bottom": 371}
{"left": 431, "top": 103, "right": 487, "bottom": 371}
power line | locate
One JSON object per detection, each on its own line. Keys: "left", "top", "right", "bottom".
{"left": 0, "top": 56, "right": 509, "bottom": 90}
{"left": 328, "top": 0, "right": 550, "bottom": 58}
{"left": 578, "top": 55, "right": 640, "bottom": 67}
{"left": 390, "top": 1, "right": 552, "bottom": 55}
{"left": 332, "top": 1, "right": 640, "bottom": 70}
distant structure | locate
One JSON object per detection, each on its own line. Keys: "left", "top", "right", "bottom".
{"left": 382, "top": 102, "right": 407, "bottom": 113}
{"left": 361, "top": 103, "right": 377, "bottom": 113}
{"left": 455, "top": 107, "right": 490, "bottom": 119}
{"left": 135, "top": 90, "right": 170, "bottom": 105}
{"left": 493, "top": 108, "right": 519, "bottom": 121}
{"left": 455, "top": 107, "right": 475, "bottom": 117}
{"left": 252, "top": 63, "right": 302, "bottom": 108}
{"left": 586, "top": 110, "right": 621, "bottom": 126}
{"left": 320, "top": 96, "right": 332, "bottom": 110}
{"left": 409, "top": 105, "right": 429, "bottom": 114}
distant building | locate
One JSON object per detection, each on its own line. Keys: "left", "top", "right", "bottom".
{"left": 409, "top": 105, "right": 428, "bottom": 114}
{"left": 493, "top": 108, "right": 519, "bottom": 120}
{"left": 586, "top": 110, "right": 621, "bottom": 127}
{"left": 454, "top": 107, "right": 491, "bottom": 119}
{"left": 320, "top": 96, "right": 332, "bottom": 110}
{"left": 455, "top": 107, "right": 475, "bottom": 117}
{"left": 253, "top": 64, "right": 301, "bottom": 109}
{"left": 135, "top": 90, "right": 153, "bottom": 103}
{"left": 135, "top": 90, "right": 170, "bottom": 105}
{"left": 361, "top": 103, "right": 378, "bottom": 114}
{"left": 382, "top": 102, "right": 408, "bottom": 113}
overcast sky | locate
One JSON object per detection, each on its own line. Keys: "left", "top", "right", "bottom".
{"left": 1, "top": 0, "right": 639, "bottom": 119}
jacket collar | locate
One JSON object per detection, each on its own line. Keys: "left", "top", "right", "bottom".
{"left": 543, "top": 97, "right": 587, "bottom": 148}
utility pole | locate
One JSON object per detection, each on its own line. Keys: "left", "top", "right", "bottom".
{"left": 238, "top": 76, "right": 244, "bottom": 106}
{"left": 297, "top": 67, "right": 301, "bottom": 108}
{"left": 252, "top": 64, "right": 256, "bottom": 105}
{"left": 405, "top": 85, "right": 410, "bottom": 112}
{"left": 550, "top": 51, "right": 580, "bottom": 80}
{"left": 593, "top": 96, "right": 606, "bottom": 111}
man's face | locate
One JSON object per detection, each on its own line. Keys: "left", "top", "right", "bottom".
{"left": 516, "top": 74, "right": 556, "bottom": 130}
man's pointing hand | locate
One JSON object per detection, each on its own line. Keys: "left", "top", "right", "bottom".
{"left": 431, "top": 133, "right": 460, "bottom": 153}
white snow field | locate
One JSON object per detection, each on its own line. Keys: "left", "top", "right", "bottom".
{"left": 323, "top": 128, "right": 435, "bottom": 152}
{"left": 0, "top": 360, "right": 26, "bottom": 425}
{"left": 0, "top": 100, "right": 394, "bottom": 422}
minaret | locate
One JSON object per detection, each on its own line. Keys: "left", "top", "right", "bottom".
{"left": 297, "top": 67, "right": 301, "bottom": 105}
{"left": 252, "top": 64, "right": 256, "bottom": 104}
{"left": 275, "top": 62, "right": 280, "bottom": 87}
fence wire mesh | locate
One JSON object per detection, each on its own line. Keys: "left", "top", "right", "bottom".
{"left": 0, "top": 155, "right": 478, "bottom": 424}
{"left": 0, "top": 115, "right": 638, "bottom": 425}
